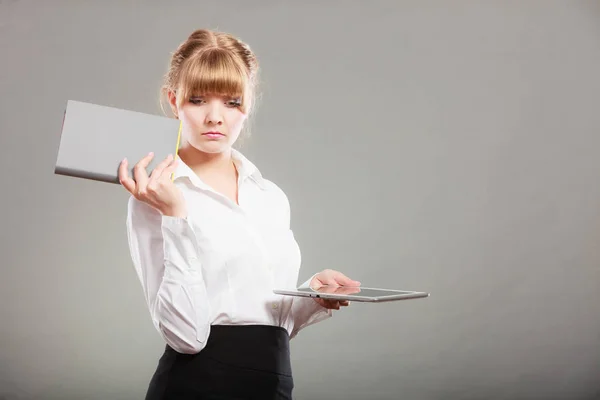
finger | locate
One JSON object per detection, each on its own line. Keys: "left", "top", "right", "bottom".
{"left": 314, "top": 298, "right": 337, "bottom": 309}
{"left": 314, "top": 298, "right": 327, "bottom": 308}
{"left": 321, "top": 275, "right": 339, "bottom": 287}
{"left": 320, "top": 285, "right": 338, "bottom": 294}
{"left": 149, "top": 154, "right": 173, "bottom": 181}
{"left": 340, "top": 300, "right": 350, "bottom": 307}
{"left": 118, "top": 158, "right": 136, "bottom": 194}
{"left": 324, "top": 299, "right": 340, "bottom": 310}
{"left": 161, "top": 157, "right": 179, "bottom": 180}
{"left": 310, "top": 276, "right": 324, "bottom": 290}
{"left": 333, "top": 272, "right": 361, "bottom": 287}
{"left": 133, "top": 152, "right": 154, "bottom": 190}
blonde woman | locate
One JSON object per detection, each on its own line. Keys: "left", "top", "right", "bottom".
{"left": 118, "top": 29, "right": 360, "bottom": 399}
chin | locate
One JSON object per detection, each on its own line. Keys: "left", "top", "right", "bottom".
{"left": 190, "top": 139, "right": 232, "bottom": 154}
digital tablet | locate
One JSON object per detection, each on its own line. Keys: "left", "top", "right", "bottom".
{"left": 273, "top": 285, "right": 430, "bottom": 303}
{"left": 54, "top": 100, "right": 181, "bottom": 184}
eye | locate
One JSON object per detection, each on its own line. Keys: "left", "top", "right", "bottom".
{"left": 189, "top": 97, "right": 205, "bottom": 105}
{"left": 226, "top": 98, "right": 242, "bottom": 107}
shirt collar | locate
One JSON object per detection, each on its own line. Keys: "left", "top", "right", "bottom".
{"left": 172, "top": 148, "right": 266, "bottom": 190}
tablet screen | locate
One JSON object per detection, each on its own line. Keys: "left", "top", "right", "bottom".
{"left": 296, "top": 286, "right": 416, "bottom": 298}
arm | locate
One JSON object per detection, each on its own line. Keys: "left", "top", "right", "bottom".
{"left": 287, "top": 275, "right": 333, "bottom": 339}
{"left": 126, "top": 196, "right": 211, "bottom": 354}
{"left": 275, "top": 190, "right": 333, "bottom": 338}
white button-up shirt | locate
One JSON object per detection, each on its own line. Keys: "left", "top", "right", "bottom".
{"left": 125, "top": 149, "right": 332, "bottom": 354}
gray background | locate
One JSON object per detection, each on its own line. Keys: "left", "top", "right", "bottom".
{"left": 1, "top": 0, "right": 599, "bottom": 399}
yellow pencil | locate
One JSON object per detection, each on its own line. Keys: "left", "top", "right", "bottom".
{"left": 171, "top": 120, "right": 183, "bottom": 182}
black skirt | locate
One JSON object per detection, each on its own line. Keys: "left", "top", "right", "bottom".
{"left": 145, "top": 325, "right": 294, "bottom": 400}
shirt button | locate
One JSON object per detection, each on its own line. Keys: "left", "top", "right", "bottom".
{"left": 272, "top": 303, "right": 278, "bottom": 310}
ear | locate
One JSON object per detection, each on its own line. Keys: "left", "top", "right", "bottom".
{"left": 167, "top": 89, "right": 178, "bottom": 118}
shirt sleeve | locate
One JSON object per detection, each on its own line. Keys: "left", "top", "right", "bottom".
{"left": 126, "top": 196, "right": 211, "bottom": 354}
{"left": 288, "top": 290, "right": 333, "bottom": 339}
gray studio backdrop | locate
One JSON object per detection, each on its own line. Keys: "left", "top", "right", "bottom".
{"left": 1, "top": 1, "right": 599, "bottom": 399}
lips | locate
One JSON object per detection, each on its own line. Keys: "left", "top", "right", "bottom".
{"left": 202, "top": 131, "right": 225, "bottom": 139}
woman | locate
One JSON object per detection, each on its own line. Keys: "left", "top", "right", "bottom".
{"left": 118, "top": 28, "right": 360, "bottom": 399}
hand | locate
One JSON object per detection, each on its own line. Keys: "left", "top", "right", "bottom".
{"left": 118, "top": 152, "right": 187, "bottom": 218}
{"left": 310, "top": 269, "right": 361, "bottom": 310}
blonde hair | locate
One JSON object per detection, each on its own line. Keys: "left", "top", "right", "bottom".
{"left": 160, "top": 29, "right": 260, "bottom": 119}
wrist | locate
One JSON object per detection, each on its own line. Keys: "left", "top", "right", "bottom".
{"left": 160, "top": 205, "right": 187, "bottom": 218}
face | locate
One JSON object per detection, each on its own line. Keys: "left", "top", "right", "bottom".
{"left": 169, "top": 90, "right": 248, "bottom": 154}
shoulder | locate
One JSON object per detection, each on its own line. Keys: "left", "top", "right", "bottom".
{"left": 261, "top": 178, "right": 290, "bottom": 207}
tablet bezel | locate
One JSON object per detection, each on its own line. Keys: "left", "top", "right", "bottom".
{"left": 273, "top": 286, "right": 430, "bottom": 303}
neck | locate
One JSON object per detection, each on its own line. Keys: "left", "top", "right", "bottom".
{"left": 177, "top": 143, "right": 235, "bottom": 177}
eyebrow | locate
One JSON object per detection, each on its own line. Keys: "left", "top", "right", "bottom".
{"left": 189, "top": 94, "right": 241, "bottom": 100}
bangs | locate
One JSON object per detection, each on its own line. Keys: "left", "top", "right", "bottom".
{"left": 176, "top": 48, "right": 249, "bottom": 108}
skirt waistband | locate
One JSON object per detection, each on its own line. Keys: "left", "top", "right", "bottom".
{"left": 167, "top": 324, "right": 292, "bottom": 376}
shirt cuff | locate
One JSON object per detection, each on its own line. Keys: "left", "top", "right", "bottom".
{"left": 289, "top": 296, "right": 333, "bottom": 339}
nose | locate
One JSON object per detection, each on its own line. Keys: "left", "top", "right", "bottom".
{"left": 205, "top": 101, "right": 224, "bottom": 126}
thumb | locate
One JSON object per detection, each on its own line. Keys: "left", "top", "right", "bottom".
{"left": 334, "top": 272, "right": 361, "bottom": 286}
{"left": 310, "top": 275, "right": 324, "bottom": 289}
